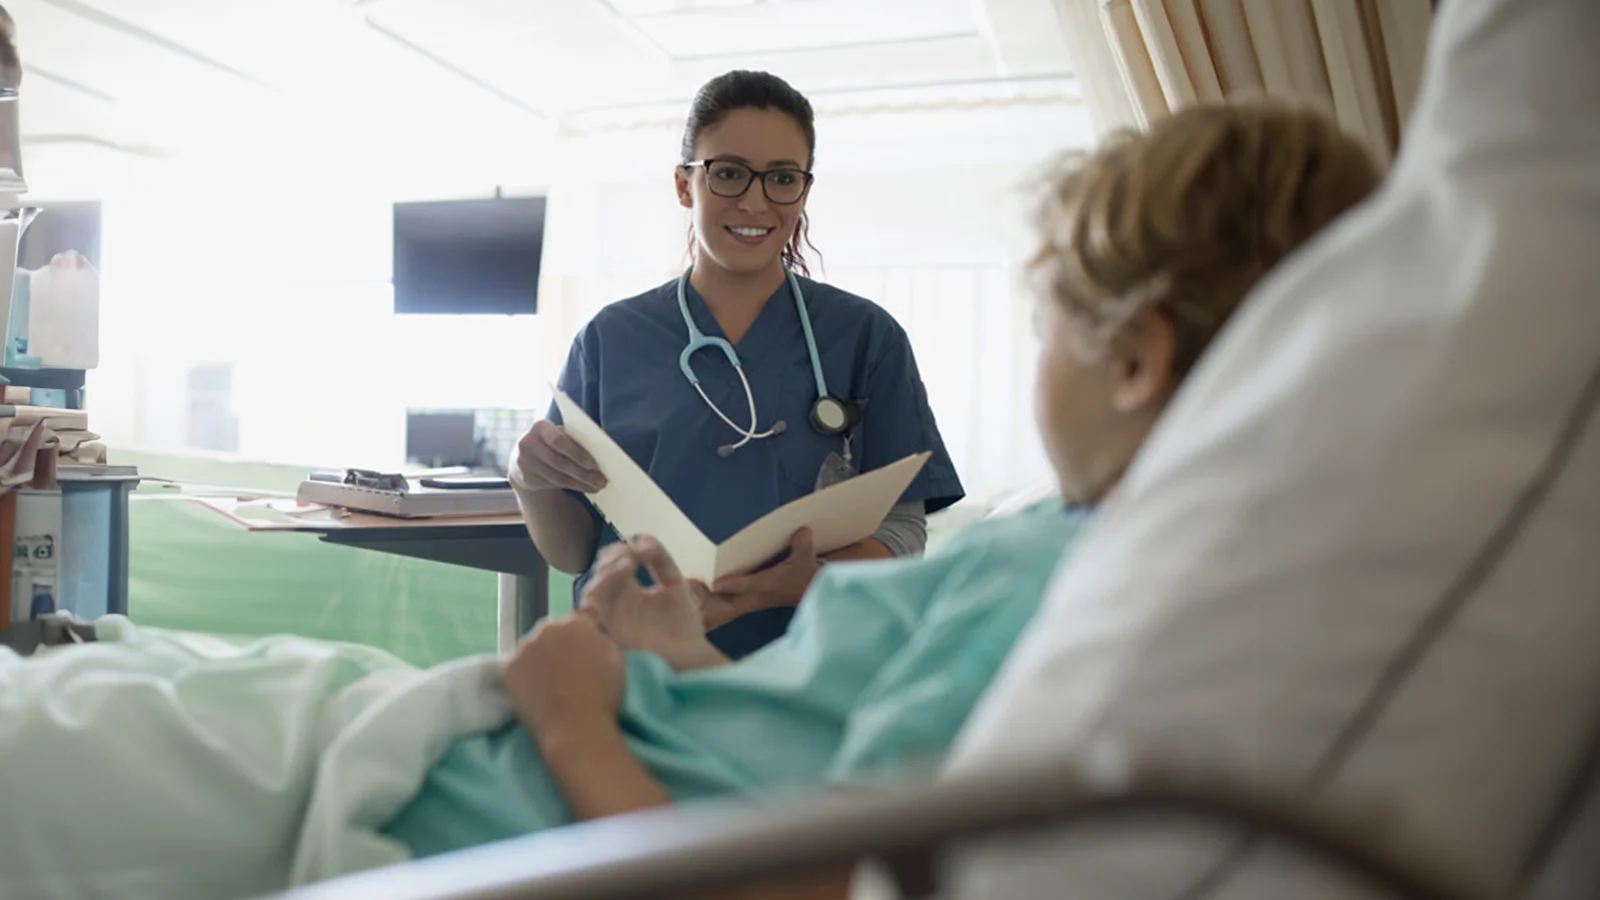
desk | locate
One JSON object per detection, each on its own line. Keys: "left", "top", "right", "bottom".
{"left": 195, "top": 498, "right": 548, "bottom": 652}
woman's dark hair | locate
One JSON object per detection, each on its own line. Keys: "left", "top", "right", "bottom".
{"left": 681, "top": 70, "right": 822, "bottom": 277}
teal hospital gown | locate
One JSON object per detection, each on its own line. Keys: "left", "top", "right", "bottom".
{"left": 382, "top": 504, "right": 1093, "bottom": 858}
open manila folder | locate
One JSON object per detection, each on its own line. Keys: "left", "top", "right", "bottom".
{"left": 553, "top": 389, "right": 929, "bottom": 584}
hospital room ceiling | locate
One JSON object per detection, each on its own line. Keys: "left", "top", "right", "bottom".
{"left": 6, "top": 0, "right": 1077, "bottom": 193}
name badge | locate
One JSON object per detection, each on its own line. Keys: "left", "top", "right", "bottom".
{"left": 814, "top": 451, "right": 857, "bottom": 491}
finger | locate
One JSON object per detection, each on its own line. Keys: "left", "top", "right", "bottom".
{"left": 569, "top": 610, "right": 615, "bottom": 644}
{"left": 702, "top": 592, "right": 742, "bottom": 631}
{"left": 519, "top": 451, "right": 596, "bottom": 493}
{"left": 574, "top": 604, "right": 608, "bottom": 634}
{"left": 543, "top": 428, "right": 603, "bottom": 480}
{"left": 711, "top": 572, "right": 759, "bottom": 594}
{"left": 629, "top": 536, "right": 683, "bottom": 587}
{"left": 595, "top": 541, "right": 633, "bottom": 568}
{"left": 789, "top": 527, "right": 815, "bottom": 560}
{"left": 530, "top": 424, "right": 605, "bottom": 487}
{"left": 581, "top": 550, "right": 637, "bottom": 612}
{"left": 531, "top": 449, "right": 606, "bottom": 494}
{"left": 590, "top": 544, "right": 638, "bottom": 585}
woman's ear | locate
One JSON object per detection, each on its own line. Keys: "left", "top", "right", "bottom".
{"left": 674, "top": 165, "right": 694, "bottom": 210}
{"left": 1110, "top": 311, "right": 1176, "bottom": 414}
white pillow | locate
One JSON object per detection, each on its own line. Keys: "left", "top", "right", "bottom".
{"left": 941, "top": 1, "right": 1600, "bottom": 898}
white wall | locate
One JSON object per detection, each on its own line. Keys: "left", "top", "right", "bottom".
{"left": 63, "top": 39, "right": 557, "bottom": 471}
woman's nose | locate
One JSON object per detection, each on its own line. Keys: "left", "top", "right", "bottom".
{"left": 737, "top": 184, "right": 770, "bottom": 214}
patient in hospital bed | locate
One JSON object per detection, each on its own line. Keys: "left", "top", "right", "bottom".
{"left": 0, "top": 103, "right": 1379, "bottom": 900}
{"left": 387, "top": 100, "right": 1386, "bottom": 875}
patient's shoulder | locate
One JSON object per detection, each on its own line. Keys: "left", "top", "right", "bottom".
{"left": 933, "top": 502, "right": 1092, "bottom": 560}
{"left": 905, "top": 505, "right": 1095, "bottom": 626}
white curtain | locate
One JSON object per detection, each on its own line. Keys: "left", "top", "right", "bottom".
{"left": 1053, "top": 0, "right": 1433, "bottom": 159}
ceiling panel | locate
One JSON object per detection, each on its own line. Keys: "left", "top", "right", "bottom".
{"left": 369, "top": 0, "right": 633, "bottom": 53}
{"left": 6, "top": 0, "right": 267, "bottom": 153}
{"left": 4, "top": 0, "right": 1076, "bottom": 184}
{"left": 362, "top": 0, "right": 658, "bottom": 113}
{"left": 360, "top": 0, "right": 1020, "bottom": 116}
{"left": 368, "top": 0, "right": 571, "bottom": 37}
{"left": 628, "top": 0, "right": 981, "bottom": 59}
{"left": 29, "top": 0, "right": 339, "bottom": 90}
{"left": 608, "top": 0, "right": 762, "bottom": 15}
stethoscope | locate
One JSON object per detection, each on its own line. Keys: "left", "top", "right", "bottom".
{"left": 677, "top": 266, "right": 862, "bottom": 458}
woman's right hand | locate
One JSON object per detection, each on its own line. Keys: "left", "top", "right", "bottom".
{"left": 510, "top": 419, "right": 607, "bottom": 494}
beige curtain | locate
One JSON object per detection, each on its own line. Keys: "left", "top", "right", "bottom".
{"left": 1092, "top": 0, "right": 1433, "bottom": 162}
{"left": 1051, "top": 0, "right": 1144, "bottom": 136}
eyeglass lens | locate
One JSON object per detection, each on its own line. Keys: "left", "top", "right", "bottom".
{"left": 705, "top": 160, "right": 808, "bottom": 204}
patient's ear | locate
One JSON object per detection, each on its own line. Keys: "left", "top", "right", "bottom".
{"left": 1110, "top": 310, "right": 1176, "bottom": 414}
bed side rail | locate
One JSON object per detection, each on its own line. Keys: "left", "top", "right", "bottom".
{"left": 271, "top": 758, "right": 1495, "bottom": 900}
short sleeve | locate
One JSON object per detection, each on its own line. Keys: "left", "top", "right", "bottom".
{"left": 859, "top": 320, "right": 965, "bottom": 514}
{"left": 546, "top": 325, "right": 601, "bottom": 426}
{"left": 545, "top": 327, "right": 607, "bottom": 541}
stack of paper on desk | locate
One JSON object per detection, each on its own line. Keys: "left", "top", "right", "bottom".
{"left": 552, "top": 390, "right": 929, "bottom": 584}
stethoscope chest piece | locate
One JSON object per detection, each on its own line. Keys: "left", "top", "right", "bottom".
{"left": 810, "top": 395, "right": 860, "bottom": 436}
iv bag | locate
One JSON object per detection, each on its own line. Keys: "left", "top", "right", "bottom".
{"left": 0, "top": 5, "right": 27, "bottom": 194}
{"left": 0, "top": 90, "right": 23, "bottom": 194}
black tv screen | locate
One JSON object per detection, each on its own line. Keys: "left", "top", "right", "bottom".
{"left": 392, "top": 196, "right": 546, "bottom": 315}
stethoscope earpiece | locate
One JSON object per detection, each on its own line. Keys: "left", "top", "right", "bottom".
{"left": 720, "top": 420, "right": 786, "bottom": 458}
{"left": 677, "top": 267, "right": 854, "bottom": 458}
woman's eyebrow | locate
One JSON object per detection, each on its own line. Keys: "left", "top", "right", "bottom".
{"left": 708, "top": 154, "right": 805, "bottom": 169}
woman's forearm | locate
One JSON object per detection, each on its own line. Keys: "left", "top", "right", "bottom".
{"left": 515, "top": 486, "right": 598, "bottom": 574}
{"left": 536, "top": 717, "right": 673, "bottom": 821}
{"left": 821, "top": 537, "right": 892, "bottom": 563}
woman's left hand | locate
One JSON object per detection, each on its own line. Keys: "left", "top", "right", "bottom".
{"left": 703, "top": 528, "right": 821, "bottom": 629}
{"left": 503, "top": 613, "right": 624, "bottom": 738}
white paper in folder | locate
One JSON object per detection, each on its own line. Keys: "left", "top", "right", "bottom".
{"left": 552, "top": 389, "right": 929, "bottom": 584}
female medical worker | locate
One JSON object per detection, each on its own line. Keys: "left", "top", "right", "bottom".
{"left": 510, "top": 70, "right": 965, "bottom": 659}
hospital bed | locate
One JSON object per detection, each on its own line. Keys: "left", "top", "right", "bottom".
{"left": 272, "top": 0, "right": 1600, "bottom": 889}
{"left": 274, "top": 752, "right": 1578, "bottom": 900}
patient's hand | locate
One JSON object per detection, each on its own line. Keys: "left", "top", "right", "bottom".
{"left": 582, "top": 537, "right": 730, "bottom": 671}
{"left": 503, "top": 615, "right": 623, "bottom": 738}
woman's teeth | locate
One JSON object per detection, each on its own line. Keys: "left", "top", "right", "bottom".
{"left": 729, "top": 226, "right": 771, "bottom": 238}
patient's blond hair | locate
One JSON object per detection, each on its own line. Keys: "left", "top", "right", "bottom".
{"left": 1028, "top": 103, "right": 1382, "bottom": 377}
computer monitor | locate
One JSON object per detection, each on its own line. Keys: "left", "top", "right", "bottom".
{"left": 404, "top": 408, "right": 539, "bottom": 471}
{"left": 405, "top": 410, "right": 481, "bottom": 469}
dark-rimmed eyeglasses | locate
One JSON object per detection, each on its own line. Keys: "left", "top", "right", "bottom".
{"left": 681, "top": 159, "right": 814, "bottom": 205}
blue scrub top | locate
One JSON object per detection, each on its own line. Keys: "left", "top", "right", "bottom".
{"left": 548, "top": 274, "right": 965, "bottom": 658}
